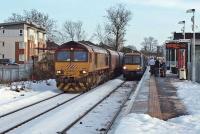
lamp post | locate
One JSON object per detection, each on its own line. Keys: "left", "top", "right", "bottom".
{"left": 178, "top": 21, "right": 186, "bottom": 39}
{"left": 186, "top": 9, "right": 196, "bottom": 82}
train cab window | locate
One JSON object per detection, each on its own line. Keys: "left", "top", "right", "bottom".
{"left": 124, "top": 56, "right": 141, "bottom": 64}
{"left": 133, "top": 56, "right": 141, "bottom": 64}
{"left": 74, "top": 51, "right": 88, "bottom": 61}
{"left": 57, "top": 51, "right": 70, "bottom": 61}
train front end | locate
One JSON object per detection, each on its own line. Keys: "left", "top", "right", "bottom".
{"left": 55, "top": 41, "right": 91, "bottom": 92}
{"left": 123, "top": 53, "right": 145, "bottom": 79}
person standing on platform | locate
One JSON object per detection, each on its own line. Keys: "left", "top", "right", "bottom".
{"left": 148, "top": 57, "right": 155, "bottom": 75}
{"left": 154, "top": 58, "right": 160, "bottom": 77}
{"left": 160, "top": 59, "right": 167, "bottom": 77}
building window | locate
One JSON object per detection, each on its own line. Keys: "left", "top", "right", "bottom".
{"left": 19, "top": 54, "right": 25, "bottom": 61}
{"left": 19, "top": 42, "right": 25, "bottom": 49}
{"left": 19, "top": 29, "right": 23, "bottom": 36}
{"left": 2, "top": 42, "right": 4, "bottom": 47}
{"left": 2, "top": 54, "right": 4, "bottom": 59}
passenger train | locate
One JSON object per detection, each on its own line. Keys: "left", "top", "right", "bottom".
{"left": 123, "top": 52, "right": 147, "bottom": 80}
{"left": 55, "top": 41, "right": 123, "bottom": 92}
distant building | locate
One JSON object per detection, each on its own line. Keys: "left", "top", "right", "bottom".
{"left": 43, "top": 40, "right": 59, "bottom": 60}
{"left": 0, "top": 21, "right": 46, "bottom": 64}
{"left": 173, "top": 32, "right": 200, "bottom": 40}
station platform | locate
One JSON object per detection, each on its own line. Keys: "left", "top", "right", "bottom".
{"left": 129, "top": 70, "right": 187, "bottom": 120}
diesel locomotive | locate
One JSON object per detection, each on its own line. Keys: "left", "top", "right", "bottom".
{"left": 55, "top": 41, "right": 123, "bottom": 92}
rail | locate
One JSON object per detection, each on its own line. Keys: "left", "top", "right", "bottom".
{"left": 58, "top": 81, "right": 126, "bottom": 134}
{"left": 0, "top": 93, "right": 83, "bottom": 134}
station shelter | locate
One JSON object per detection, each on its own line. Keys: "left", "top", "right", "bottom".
{"left": 165, "top": 40, "right": 189, "bottom": 79}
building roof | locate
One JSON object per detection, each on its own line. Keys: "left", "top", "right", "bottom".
{"left": 46, "top": 40, "right": 59, "bottom": 50}
{"left": 173, "top": 32, "right": 200, "bottom": 40}
{"left": 0, "top": 21, "right": 45, "bottom": 32}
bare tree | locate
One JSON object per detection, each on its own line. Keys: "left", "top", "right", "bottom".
{"left": 126, "top": 45, "right": 137, "bottom": 51}
{"left": 105, "top": 4, "right": 132, "bottom": 51}
{"left": 62, "top": 20, "right": 86, "bottom": 42}
{"left": 74, "top": 21, "right": 86, "bottom": 41}
{"left": 6, "top": 9, "right": 56, "bottom": 41}
{"left": 93, "top": 24, "right": 111, "bottom": 45}
{"left": 141, "top": 36, "right": 158, "bottom": 55}
{"left": 63, "top": 21, "right": 76, "bottom": 41}
{"left": 93, "top": 24, "right": 105, "bottom": 43}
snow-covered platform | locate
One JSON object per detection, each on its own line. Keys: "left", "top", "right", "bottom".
{"left": 129, "top": 70, "right": 186, "bottom": 120}
{"left": 114, "top": 70, "right": 200, "bottom": 134}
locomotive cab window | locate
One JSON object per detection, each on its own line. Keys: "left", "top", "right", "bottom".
{"left": 73, "top": 51, "right": 88, "bottom": 62}
{"left": 57, "top": 51, "right": 70, "bottom": 61}
{"left": 124, "top": 55, "right": 141, "bottom": 64}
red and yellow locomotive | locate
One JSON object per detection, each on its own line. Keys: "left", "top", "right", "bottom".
{"left": 55, "top": 41, "right": 123, "bottom": 92}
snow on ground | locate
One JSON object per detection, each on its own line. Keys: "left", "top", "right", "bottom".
{"left": 0, "top": 79, "right": 60, "bottom": 114}
{"left": 114, "top": 80, "right": 200, "bottom": 134}
{"left": 8, "top": 78, "right": 124, "bottom": 134}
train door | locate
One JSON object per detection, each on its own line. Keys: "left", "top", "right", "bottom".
{"left": 95, "top": 53, "right": 98, "bottom": 69}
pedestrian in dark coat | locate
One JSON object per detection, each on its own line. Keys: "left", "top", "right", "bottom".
{"left": 160, "top": 60, "right": 167, "bottom": 77}
{"left": 154, "top": 58, "right": 160, "bottom": 77}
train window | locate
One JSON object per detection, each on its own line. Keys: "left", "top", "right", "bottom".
{"left": 124, "top": 56, "right": 141, "bottom": 64}
{"left": 57, "top": 51, "right": 70, "bottom": 61}
{"left": 74, "top": 51, "right": 88, "bottom": 61}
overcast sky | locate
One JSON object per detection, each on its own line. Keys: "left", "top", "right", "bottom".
{"left": 1, "top": 0, "right": 200, "bottom": 49}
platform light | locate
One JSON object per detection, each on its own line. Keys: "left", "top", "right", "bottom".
{"left": 178, "top": 21, "right": 185, "bottom": 39}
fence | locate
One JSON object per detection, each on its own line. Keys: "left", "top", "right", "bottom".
{"left": 186, "top": 62, "right": 200, "bottom": 83}
{"left": 196, "top": 62, "right": 200, "bottom": 83}
{"left": 0, "top": 64, "right": 32, "bottom": 83}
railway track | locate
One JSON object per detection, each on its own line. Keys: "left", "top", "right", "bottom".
{"left": 0, "top": 92, "right": 63, "bottom": 118}
{"left": 1, "top": 79, "right": 127, "bottom": 134}
{"left": 58, "top": 81, "right": 137, "bottom": 134}
{"left": 0, "top": 93, "right": 83, "bottom": 134}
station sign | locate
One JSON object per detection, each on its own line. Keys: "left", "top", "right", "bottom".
{"left": 166, "top": 43, "right": 187, "bottom": 49}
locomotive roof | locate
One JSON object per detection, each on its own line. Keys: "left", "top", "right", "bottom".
{"left": 79, "top": 41, "right": 108, "bottom": 54}
{"left": 57, "top": 41, "right": 92, "bottom": 52}
{"left": 58, "top": 41, "right": 108, "bottom": 54}
{"left": 125, "top": 52, "right": 141, "bottom": 56}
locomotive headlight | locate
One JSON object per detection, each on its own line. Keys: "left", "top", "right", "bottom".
{"left": 80, "top": 70, "right": 87, "bottom": 74}
{"left": 56, "top": 70, "right": 62, "bottom": 74}
{"left": 137, "top": 67, "right": 142, "bottom": 70}
{"left": 82, "top": 70, "right": 87, "bottom": 74}
{"left": 123, "top": 66, "right": 127, "bottom": 70}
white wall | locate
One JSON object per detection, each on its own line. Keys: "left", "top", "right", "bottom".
{"left": 0, "top": 29, "right": 24, "bottom": 62}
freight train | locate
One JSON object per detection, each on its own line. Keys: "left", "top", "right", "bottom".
{"left": 123, "top": 52, "right": 147, "bottom": 80}
{"left": 55, "top": 41, "right": 123, "bottom": 92}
